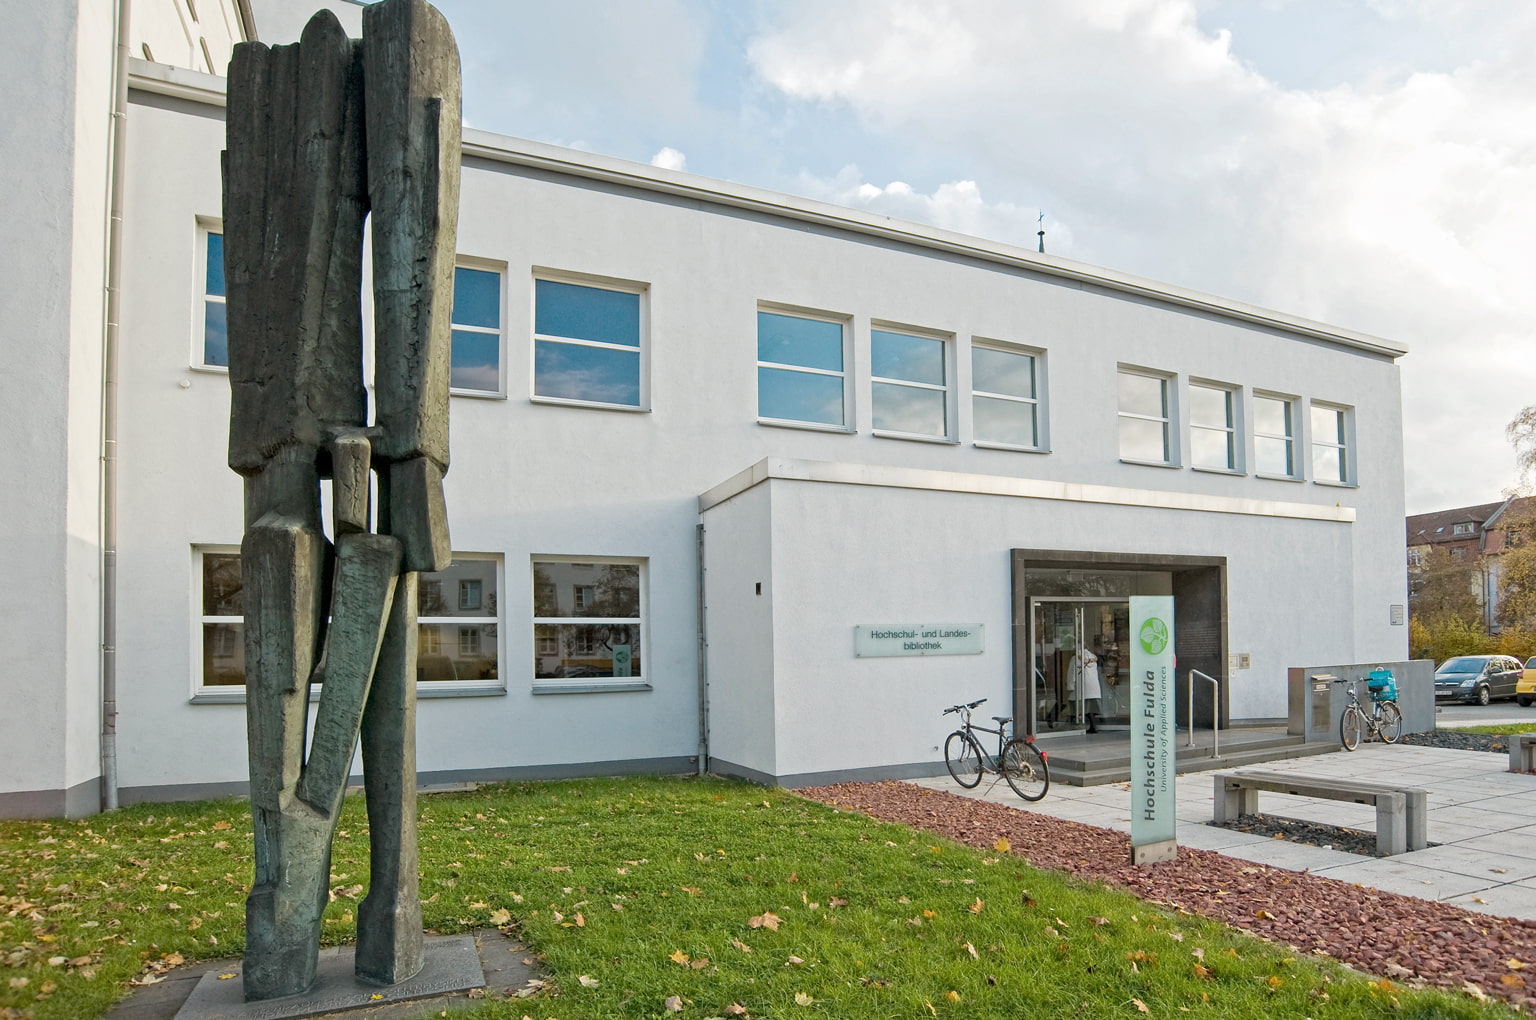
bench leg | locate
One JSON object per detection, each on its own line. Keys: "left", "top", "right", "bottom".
{"left": 1404, "top": 791, "right": 1427, "bottom": 852}
{"left": 1510, "top": 735, "right": 1536, "bottom": 773}
{"left": 1376, "top": 792, "right": 1407, "bottom": 856}
{"left": 1212, "top": 777, "right": 1259, "bottom": 824}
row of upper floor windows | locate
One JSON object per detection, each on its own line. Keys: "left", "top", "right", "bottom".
{"left": 198, "top": 229, "right": 1356, "bottom": 485}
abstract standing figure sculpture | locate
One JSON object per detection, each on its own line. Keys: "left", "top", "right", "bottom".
{"left": 222, "top": 0, "right": 460, "bottom": 1001}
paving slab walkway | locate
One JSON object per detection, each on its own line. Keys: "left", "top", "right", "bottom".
{"left": 908, "top": 742, "right": 1536, "bottom": 920}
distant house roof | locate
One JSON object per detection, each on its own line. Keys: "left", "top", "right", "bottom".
{"left": 1406, "top": 500, "right": 1507, "bottom": 547}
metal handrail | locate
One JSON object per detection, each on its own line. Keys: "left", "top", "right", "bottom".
{"left": 1187, "top": 669, "right": 1220, "bottom": 755}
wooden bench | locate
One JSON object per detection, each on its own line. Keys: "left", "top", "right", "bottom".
{"left": 1510, "top": 734, "right": 1536, "bottom": 773}
{"left": 1212, "top": 769, "right": 1428, "bottom": 856}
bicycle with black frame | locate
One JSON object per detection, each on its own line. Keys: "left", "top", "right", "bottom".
{"left": 942, "top": 698, "right": 1049, "bottom": 801}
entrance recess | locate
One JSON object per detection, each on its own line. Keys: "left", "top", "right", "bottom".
{"left": 1030, "top": 598, "right": 1131, "bottom": 733}
{"left": 1011, "top": 550, "right": 1227, "bottom": 740}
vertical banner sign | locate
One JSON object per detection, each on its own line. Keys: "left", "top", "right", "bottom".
{"left": 1130, "top": 596, "right": 1177, "bottom": 865}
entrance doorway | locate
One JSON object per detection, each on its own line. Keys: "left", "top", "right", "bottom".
{"left": 1029, "top": 598, "right": 1131, "bottom": 733}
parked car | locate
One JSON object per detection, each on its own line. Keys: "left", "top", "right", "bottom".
{"left": 1435, "top": 655, "right": 1525, "bottom": 705}
{"left": 1518, "top": 657, "right": 1536, "bottom": 707}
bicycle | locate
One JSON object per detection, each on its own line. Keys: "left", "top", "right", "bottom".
{"left": 942, "top": 698, "right": 1049, "bottom": 801}
{"left": 1335, "top": 676, "right": 1402, "bottom": 751}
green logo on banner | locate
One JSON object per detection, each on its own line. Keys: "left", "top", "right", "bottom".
{"left": 1139, "top": 617, "right": 1169, "bottom": 655}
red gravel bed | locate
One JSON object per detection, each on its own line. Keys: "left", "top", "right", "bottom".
{"left": 801, "top": 780, "right": 1536, "bottom": 1013}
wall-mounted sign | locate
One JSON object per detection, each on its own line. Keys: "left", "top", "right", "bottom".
{"left": 854, "top": 624, "right": 984, "bottom": 657}
{"left": 1130, "top": 595, "right": 1176, "bottom": 865}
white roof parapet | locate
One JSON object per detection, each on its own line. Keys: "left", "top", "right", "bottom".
{"left": 699, "top": 458, "right": 1358, "bottom": 524}
{"left": 128, "top": 59, "right": 1405, "bottom": 360}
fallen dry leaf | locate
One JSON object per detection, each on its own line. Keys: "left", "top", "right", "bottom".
{"left": 1131, "top": 997, "right": 1150, "bottom": 1013}
{"left": 794, "top": 991, "right": 814, "bottom": 1006}
{"left": 1510, "top": 958, "right": 1528, "bottom": 970}
{"left": 993, "top": 837, "right": 1011, "bottom": 853}
{"left": 945, "top": 990, "right": 961, "bottom": 1003}
{"left": 665, "top": 994, "right": 685, "bottom": 1012}
{"left": 964, "top": 941, "right": 978, "bottom": 959}
{"left": 969, "top": 898, "right": 984, "bottom": 914}
{"left": 669, "top": 950, "right": 690, "bottom": 965}
{"left": 731, "top": 938, "right": 753, "bottom": 953}
{"left": 749, "top": 911, "right": 782, "bottom": 931}
{"left": 1463, "top": 980, "right": 1488, "bottom": 1002}
{"left": 723, "top": 1003, "right": 748, "bottom": 1016}
{"left": 578, "top": 975, "right": 599, "bottom": 988}
{"left": 488, "top": 908, "right": 512, "bottom": 926}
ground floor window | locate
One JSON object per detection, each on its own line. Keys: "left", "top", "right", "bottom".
{"left": 194, "top": 548, "right": 502, "bottom": 694}
{"left": 532, "top": 557, "right": 645, "bottom": 688}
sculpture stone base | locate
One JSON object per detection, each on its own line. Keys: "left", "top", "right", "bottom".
{"left": 174, "top": 935, "right": 483, "bottom": 1020}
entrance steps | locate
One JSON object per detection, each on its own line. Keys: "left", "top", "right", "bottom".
{"left": 1035, "top": 728, "right": 1340, "bottom": 787}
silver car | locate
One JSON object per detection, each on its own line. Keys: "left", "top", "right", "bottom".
{"left": 1434, "top": 655, "right": 1524, "bottom": 705}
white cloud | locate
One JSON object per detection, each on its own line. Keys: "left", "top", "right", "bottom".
{"left": 650, "top": 147, "right": 688, "bottom": 171}
{"left": 747, "top": 0, "right": 1536, "bottom": 511}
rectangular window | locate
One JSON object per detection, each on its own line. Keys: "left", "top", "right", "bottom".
{"left": 1188, "top": 382, "right": 1237, "bottom": 471}
{"left": 1311, "top": 403, "right": 1351, "bottom": 483}
{"left": 200, "top": 228, "right": 228, "bottom": 368}
{"left": 757, "top": 309, "right": 847, "bottom": 428}
{"left": 971, "top": 342, "right": 1041, "bottom": 449}
{"left": 199, "top": 549, "right": 244, "bottom": 687}
{"left": 451, "top": 264, "right": 503, "bottom": 393}
{"left": 1117, "top": 369, "right": 1172, "bottom": 464}
{"left": 533, "top": 558, "right": 646, "bottom": 688}
{"left": 195, "top": 550, "right": 502, "bottom": 693}
{"left": 1253, "top": 393, "right": 1297, "bottom": 477}
{"left": 416, "top": 557, "right": 500, "bottom": 684}
{"left": 871, "top": 327, "right": 949, "bottom": 439}
{"left": 533, "top": 276, "right": 644, "bottom": 408}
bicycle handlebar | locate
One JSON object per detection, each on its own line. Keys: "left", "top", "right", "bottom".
{"left": 943, "top": 698, "right": 987, "bottom": 715}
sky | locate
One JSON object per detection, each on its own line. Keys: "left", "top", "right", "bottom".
{"left": 312, "top": 0, "right": 1536, "bottom": 515}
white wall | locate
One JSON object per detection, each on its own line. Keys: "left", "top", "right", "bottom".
{"left": 0, "top": 0, "right": 116, "bottom": 813}
{"left": 134, "top": 0, "right": 247, "bottom": 74}
{"left": 736, "top": 474, "right": 1362, "bottom": 780}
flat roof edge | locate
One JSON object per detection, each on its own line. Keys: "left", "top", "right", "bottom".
{"left": 699, "top": 458, "right": 1357, "bottom": 524}
{"left": 126, "top": 61, "right": 1405, "bottom": 359}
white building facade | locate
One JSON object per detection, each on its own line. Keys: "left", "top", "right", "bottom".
{"left": 1, "top": 1, "right": 1409, "bottom": 816}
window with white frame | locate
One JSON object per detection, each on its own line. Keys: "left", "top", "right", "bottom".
{"left": 450, "top": 264, "right": 503, "bottom": 393}
{"left": 1188, "top": 381, "right": 1237, "bottom": 471}
{"left": 532, "top": 558, "right": 645, "bottom": 686}
{"left": 200, "top": 228, "right": 228, "bottom": 368}
{"left": 757, "top": 309, "right": 848, "bottom": 428}
{"left": 199, "top": 549, "right": 244, "bottom": 686}
{"left": 533, "top": 276, "right": 644, "bottom": 408}
{"left": 871, "top": 327, "right": 950, "bottom": 438}
{"left": 194, "top": 550, "right": 502, "bottom": 692}
{"left": 1253, "top": 393, "right": 1297, "bottom": 477}
{"left": 971, "top": 342, "right": 1042, "bottom": 449}
{"left": 1453, "top": 522, "right": 1475, "bottom": 536}
{"left": 1117, "top": 369, "right": 1173, "bottom": 464}
{"left": 1311, "top": 402, "right": 1351, "bottom": 483}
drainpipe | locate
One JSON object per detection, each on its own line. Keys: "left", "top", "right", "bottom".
{"left": 695, "top": 523, "right": 708, "bottom": 776}
{"left": 101, "top": 0, "right": 132, "bottom": 811}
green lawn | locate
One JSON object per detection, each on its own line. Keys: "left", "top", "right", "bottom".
{"left": 0, "top": 776, "right": 1515, "bottom": 1019}
{"left": 1440, "top": 724, "right": 1530, "bottom": 735}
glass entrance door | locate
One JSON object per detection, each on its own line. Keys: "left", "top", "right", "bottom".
{"left": 1029, "top": 598, "right": 1131, "bottom": 733}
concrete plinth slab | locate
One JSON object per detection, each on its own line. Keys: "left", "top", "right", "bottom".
{"left": 175, "top": 935, "right": 484, "bottom": 1020}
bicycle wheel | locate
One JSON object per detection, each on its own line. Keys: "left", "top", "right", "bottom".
{"left": 1377, "top": 701, "right": 1403, "bottom": 744}
{"left": 1340, "top": 705, "right": 1363, "bottom": 751}
{"left": 945, "top": 731, "right": 985, "bottom": 788}
{"left": 1000, "top": 738, "right": 1049, "bottom": 802}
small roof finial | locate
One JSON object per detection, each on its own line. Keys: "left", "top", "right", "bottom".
{"left": 1037, "top": 210, "right": 1045, "bottom": 254}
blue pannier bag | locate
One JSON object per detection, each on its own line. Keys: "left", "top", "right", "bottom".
{"left": 1366, "top": 666, "right": 1397, "bottom": 702}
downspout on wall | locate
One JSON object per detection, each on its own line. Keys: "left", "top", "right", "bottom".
{"left": 101, "top": 0, "right": 132, "bottom": 812}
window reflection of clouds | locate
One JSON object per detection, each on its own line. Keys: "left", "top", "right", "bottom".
{"left": 758, "top": 366, "right": 843, "bottom": 425}
{"left": 534, "top": 341, "right": 641, "bottom": 405}
{"left": 873, "top": 381, "right": 945, "bottom": 436}
{"left": 535, "top": 280, "right": 640, "bottom": 346}
{"left": 1119, "top": 417, "right": 1167, "bottom": 462}
{"left": 758, "top": 312, "right": 841, "bottom": 371}
{"left": 972, "top": 347, "right": 1033, "bottom": 399}
{"left": 974, "top": 395, "right": 1036, "bottom": 446}
{"left": 872, "top": 330, "right": 944, "bottom": 385}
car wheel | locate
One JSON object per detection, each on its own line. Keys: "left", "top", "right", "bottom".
{"left": 1521, "top": 697, "right": 1532, "bottom": 708}
{"left": 1477, "top": 685, "right": 1492, "bottom": 706}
